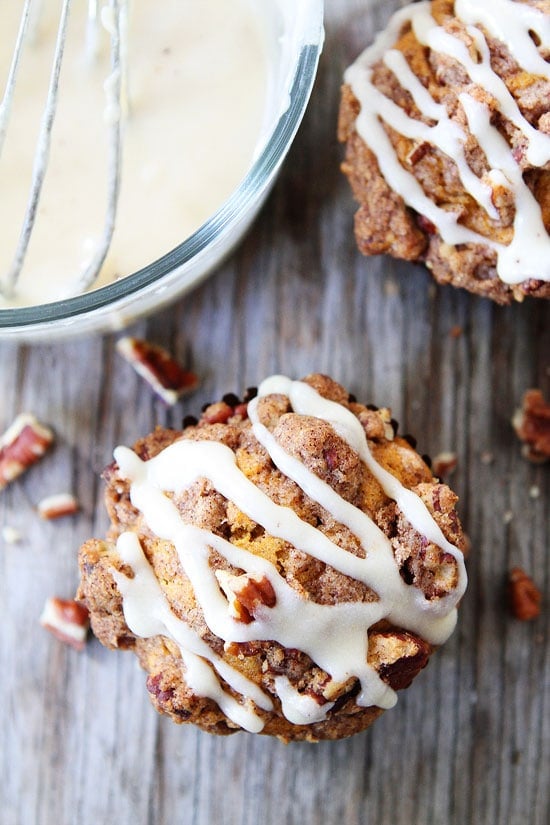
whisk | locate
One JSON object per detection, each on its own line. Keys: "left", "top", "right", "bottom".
{"left": 0, "top": 0, "right": 126, "bottom": 299}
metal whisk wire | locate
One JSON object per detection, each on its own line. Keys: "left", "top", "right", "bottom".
{"left": 0, "top": 0, "right": 34, "bottom": 159}
{"left": 72, "top": 0, "right": 124, "bottom": 296}
{"left": 0, "top": 0, "right": 124, "bottom": 299}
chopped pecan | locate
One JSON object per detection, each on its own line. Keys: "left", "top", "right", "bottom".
{"left": 233, "top": 403, "right": 248, "bottom": 419}
{"left": 304, "top": 683, "right": 333, "bottom": 707}
{"left": 146, "top": 672, "right": 175, "bottom": 704}
{"left": 369, "top": 630, "right": 431, "bottom": 690}
{"left": 317, "top": 674, "right": 354, "bottom": 704}
{"left": 416, "top": 214, "right": 437, "bottom": 235}
{"left": 358, "top": 409, "right": 386, "bottom": 441}
{"left": 0, "top": 414, "right": 54, "bottom": 490}
{"left": 512, "top": 389, "right": 550, "bottom": 463}
{"left": 37, "top": 492, "right": 79, "bottom": 520}
{"left": 357, "top": 407, "right": 394, "bottom": 441}
{"left": 432, "top": 451, "right": 458, "bottom": 478}
{"left": 512, "top": 145, "right": 525, "bottom": 164}
{"left": 200, "top": 401, "right": 234, "bottom": 425}
{"left": 407, "top": 141, "right": 430, "bottom": 165}
{"left": 215, "top": 570, "right": 276, "bottom": 623}
{"left": 200, "top": 399, "right": 248, "bottom": 425}
{"left": 224, "top": 640, "right": 264, "bottom": 658}
{"left": 508, "top": 568, "right": 542, "bottom": 621}
{"left": 323, "top": 446, "right": 339, "bottom": 471}
{"left": 369, "top": 629, "right": 431, "bottom": 691}
{"left": 521, "top": 280, "right": 546, "bottom": 295}
{"left": 40, "top": 597, "right": 90, "bottom": 650}
{"left": 116, "top": 336, "right": 199, "bottom": 405}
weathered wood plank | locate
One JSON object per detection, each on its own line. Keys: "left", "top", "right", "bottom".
{"left": 0, "top": 1, "right": 548, "bottom": 824}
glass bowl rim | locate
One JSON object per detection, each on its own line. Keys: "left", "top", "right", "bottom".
{"left": 0, "top": 2, "right": 324, "bottom": 332}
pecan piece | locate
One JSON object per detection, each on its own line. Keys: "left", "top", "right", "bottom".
{"left": 357, "top": 409, "right": 386, "bottom": 441}
{"left": 512, "top": 389, "right": 550, "bottom": 463}
{"left": 199, "top": 398, "right": 249, "bottom": 425}
{"left": 224, "top": 640, "right": 264, "bottom": 658}
{"left": 146, "top": 672, "right": 176, "bottom": 705}
{"left": 432, "top": 451, "right": 458, "bottom": 479}
{"left": 508, "top": 568, "right": 542, "bottom": 621}
{"left": 200, "top": 401, "right": 234, "bottom": 425}
{"left": 40, "top": 597, "right": 90, "bottom": 650}
{"left": 0, "top": 414, "right": 54, "bottom": 490}
{"left": 116, "top": 336, "right": 199, "bottom": 405}
{"left": 215, "top": 570, "right": 276, "bottom": 623}
{"left": 37, "top": 492, "right": 79, "bottom": 520}
{"left": 407, "top": 140, "right": 430, "bottom": 165}
{"left": 369, "top": 629, "right": 431, "bottom": 691}
{"left": 416, "top": 213, "right": 437, "bottom": 235}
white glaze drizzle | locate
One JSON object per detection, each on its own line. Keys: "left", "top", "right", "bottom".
{"left": 454, "top": 0, "right": 550, "bottom": 80}
{"left": 274, "top": 676, "right": 335, "bottom": 725}
{"left": 112, "top": 377, "right": 467, "bottom": 730}
{"left": 344, "top": 0, "right": 550, "bottom": 284}
{"left": 113, "top": 531, "right": 271, "bottom": 733}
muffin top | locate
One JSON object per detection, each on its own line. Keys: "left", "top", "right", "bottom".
{"left": 78, "top": 374, "right": 468, "bottom": 740}
{"left": 339, "top": 0, "right": 550, "bottom": 302}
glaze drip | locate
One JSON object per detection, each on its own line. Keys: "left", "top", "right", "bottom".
{"left": 112, "top": 377, "right": 466, "bottom": 731}
{"left": 344, "top": 0, "right": 550, "bottom": 284}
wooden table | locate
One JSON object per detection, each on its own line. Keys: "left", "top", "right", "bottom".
{"left": 1, "top": 2, "right": 548, "bottom": 823}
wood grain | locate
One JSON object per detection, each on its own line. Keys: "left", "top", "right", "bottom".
{"left": 1, "top": 2, "right": 548, "bottom": 824}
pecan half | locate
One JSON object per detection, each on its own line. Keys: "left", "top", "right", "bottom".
{"left": 116, "top": 336, "right": 199, "bottom": 405}
{"left": 40, "top": 597, "right": 90, "bottom": 650}
{"left": 0, "top": 414, "right": 54, "bottom": 490}
{"left": 508, "top": 568, "right": 542, "bottom": 621}
{"left": 512, "top": 389, "right": 550, "bottom": 463}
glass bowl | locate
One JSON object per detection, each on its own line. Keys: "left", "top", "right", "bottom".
{"left": 0, "top": 1, "right": 324, "bottom": 341}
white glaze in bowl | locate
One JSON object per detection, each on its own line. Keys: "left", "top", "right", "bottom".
{"left": 0, "top": 0, "right": 324, "bottom": 340}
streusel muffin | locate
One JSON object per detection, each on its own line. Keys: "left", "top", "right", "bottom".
{"left": 339, "top": 0, "right": 550, "bottom": 304}
{"left": 77, "top": 374, "right": 468, "bottom": 741}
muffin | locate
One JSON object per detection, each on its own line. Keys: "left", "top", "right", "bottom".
{"left": 77, "top": 374, "right": 468, "bottom": 742}
{"left": 338, "top": 0, "right": 550, "bottom": 304}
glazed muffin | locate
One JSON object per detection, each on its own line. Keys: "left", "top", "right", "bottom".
{"left": 77, "top": 374, "right": 468, "bottom": 742}
{"left": 338, "top": 0, "right": 550, "bottom": 304}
